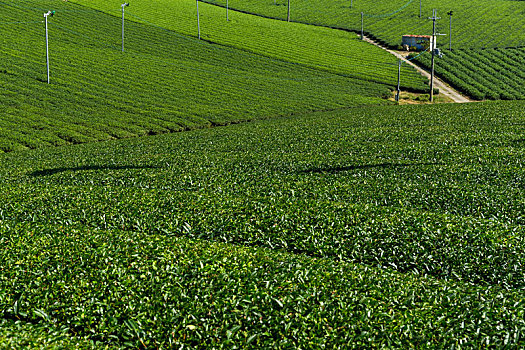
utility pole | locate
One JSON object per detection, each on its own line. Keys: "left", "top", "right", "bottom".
{"left": 226, "top": 0, "right": 229, "bottom": 21}
{"left": 121, "top": 3, "right": 129, "bottom": 52}
{"left": 447, "top": 10, "right": 453, "bottom": 50}
{"left": 287, "top": 0, "right": 290, "bottom": 22}
{"left": 43, "top": 10, "right": 55, "bottom": 84}
{"left": 360, "top": 12, "right": 364, "bottom": 40}
{"left": 351, "top": 0, "right": 353, "bottom": 8}
{"left": 396, "top": 59, "right": 401, "bottom": 102}
{"left": 428, "top": 9, "right": 440, "bottom": 102}
{"left": 196, "top": 0, "right": 201, "bottom": 39}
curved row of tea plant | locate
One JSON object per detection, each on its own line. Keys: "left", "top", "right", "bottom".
{"left": 201, "top": 0, "right": 525, "bottom": 49}
{"left": 0, "top": 0, "right": 396, "bottom": 152}
{"left": 411, "top": 48, "right": 525, "bottom": 100}
{"left": 2, "top": 100, "right": 525, "bottom": 346}
{"left": 2, "top": 222, "right": 525, "bottom": 348}
{"left": 67, "top": 0, "right": 427, "bottom": 89}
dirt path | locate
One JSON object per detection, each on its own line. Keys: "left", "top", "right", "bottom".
{"left": 363, "top": 36, "right": 472, "bottom": 103}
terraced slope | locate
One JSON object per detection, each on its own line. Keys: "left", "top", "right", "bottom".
{"left": 68, "top": 0, "right": 426, "bottom": 89}
{"left": 1, "top": 0, "right": 421, "bottom": 152}
{"left": 197, "top": 0, "right": 525, "bottom": 101}
{"left": 412, "top": 48, "right": 525, "bottom": 100}
{"left": 202, "top": 0, "right": 525, "bottom": 49}
{"left": 2, "top": 100, "right": 525, "bottom": 347}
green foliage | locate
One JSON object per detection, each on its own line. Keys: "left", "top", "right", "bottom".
{"left": 2, "top": 101, "right": 525, "bottom": 346}
{"left": 0, "top": 0, "right": 408, "bottom": 152}
{"left": 201, "top": 0, "right": 525, "bottom": 49}
{"left": 3, "top": 1, "right": 525, "bottom": 347}
{"left": 413, "top": 48, "right": 525, "bottom": 100}
{"left": 0, "top": 319, "right": 100, "bottom": 349}
{"left": 68, "top": 0, "right": 427, "bottom": 89}
{"left": 2, "top": 222, "right": 525, "bottom": 348}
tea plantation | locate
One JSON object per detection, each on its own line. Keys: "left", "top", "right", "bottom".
{"left": 198, "top": 0, "right": 525, "bottom": 102}
{"left": 3, "top": 0, "right": 525, "bottom": 348}
{"left": 202, "top": 0, "right": 525, "bottom": 49}
{"left": 3, "top": 100, "right": 525, "bottom": 347}
{"left": 0, "top": 0, "right": 429, "bottom": 152}
{"left": 412, "top": 48, "right": 525, "bottom": 100}
{"left": 67, "top": 0, "right": 426, "bottom": 88}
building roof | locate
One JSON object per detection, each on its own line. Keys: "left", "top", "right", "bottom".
{"left": 402, "top": 35, "right": 431, "bottom": 38}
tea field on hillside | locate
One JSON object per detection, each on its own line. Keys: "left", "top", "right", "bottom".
{"left": 0, "top": 0, "right": 423, "bottom": 153}
{"left": 199, "top": 0, "right": 525, "bottom": 102}
{"left": 412, "top": 47, "right": 525, "bottom": 100}
{"left": 2, "top": 101, "right": 525, "bottom": 347}
{"left": 202, "top": 0, "right": 525, "bottom": 49}
{"left": 67, "top": 0, "right": 426, "bottom": 88}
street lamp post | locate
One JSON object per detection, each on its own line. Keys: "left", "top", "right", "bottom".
{"left": 121, "top": 3, "right": 129, "bottom": 52}
{"left": 44, "top": 10, "right": 55, "bottom": 84}
{"left": 447, "top": 10, "right": 453, "bottom": 50}
{"left": 196, "top": 0, "right": 201, "bottom": 39}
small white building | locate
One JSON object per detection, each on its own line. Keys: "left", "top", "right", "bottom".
{"left": 402, "top": 35, "right": 435, "bottom": 51}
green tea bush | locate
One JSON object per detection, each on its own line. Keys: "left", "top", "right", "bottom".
{"left": 2, "top": 100, "right": 525, "bottom": 346}
{"left": 201, "top": 0, "right": 525, "bottom": 49}
{"left": 0, "top": 0, "right": 407, "bottom": 152}
{"left": 412, "top": 48, "right": 525, "bottom": 100}
{"left": 2, "top": 223, "right": 525, "bottom": 348}
{"left": 69, "top": 0, "right": 427, "bottom": 90}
